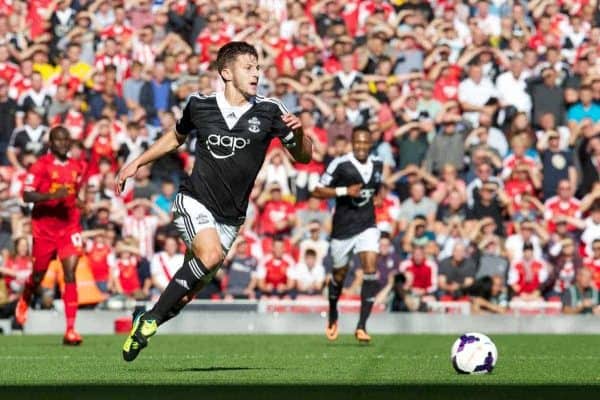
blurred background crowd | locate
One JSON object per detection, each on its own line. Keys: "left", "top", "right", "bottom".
{"left": 2, "top": 0, "right": 600, "bottom": 317}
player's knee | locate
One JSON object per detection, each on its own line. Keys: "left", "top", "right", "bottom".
{"left": 193, "top": 246, "right": 224, "bottom": 270}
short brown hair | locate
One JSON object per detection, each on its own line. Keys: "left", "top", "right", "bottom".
{"left": 215, "top": 42, "right": 258, "bottom": 77}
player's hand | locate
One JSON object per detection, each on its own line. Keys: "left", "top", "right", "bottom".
{"left": 115, "top": 161, "right": 139, "bottom": 196}
{"left": 281, "top": 113, "right": 302, "bottom": 131}
{"left": 51, "top": 187, "right": 70, "bottom": 200}
{"left": 347, "top": 183, "right": 363, "bottom": 198}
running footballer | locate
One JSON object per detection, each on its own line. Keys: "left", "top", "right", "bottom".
{"left": 116, "top": 42, "right": 312, "bottom": 362}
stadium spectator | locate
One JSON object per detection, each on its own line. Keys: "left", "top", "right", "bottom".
{"left": 562, "top": 268, "right": 600, "bottom": 315}
{"left": 7, "top": 110, "right": 48, "bottom": 170}
{"left": 257, "top": 183, "right": 296, "bottom": 237}
{"left": 109, "top": 238, "right": 150, "bottom": 300}
{"left": 539, "top": 130, "right": 577, "bottom": 201}
{"left": 223, "top": 238, "right": 258, "bottom": 300}
{"left": 294, "top": 219, "right": 329, "bottom": 266}
{"left": 398, "top": 244, "right": 438, "bottom": 299}
{"left": 505, "top": 220, "right": 547, "bottom": 262}
{"left": 544, "top": 237, "right": 582, "bottom": 299}
{"left": 474, "top": 235, "right": 509, "bottom": 281}
{"left": 437, "top": 242, "right": 477, "bottom": 299}
{"left": 580, "top": 204, "right": 600, "bottom": 256}
{"left": 257, "top": 237, "right": 295, "bottom": 298}
{"left": 0, "top": 77, "right": 17, "bottom": 165}
{"left": 150, "top": 235, "right": 183, "bottom": 295}
{"left": 122, "top": 198, "right": 170, "bottom": 259}
{"left": 153, "top": 179, "right": 176, "bottom": 214}
{"left": 508, "top": 242, "right": 548, "bottom": 301}
{"left": 398, "top": 181, "right": 437, "bottom": 231}
{"left": 1, "top": 237, "right": 32, "bottom": 295}
{"left": 469, "top": 275, "right": 508, "bottom": 314}
{"left": 467, "top": 181, "right": 508, "bottom": 236}
{"left": 375, "top": 234, "right": 400, "bottom": 288}
{"left": 293, "top": 249, "right": 325, "bottom": 295}
{"left": 4, "top": 0, "right": 600, "bottom": 317}
{"left": 85, "top": 229, "right": 113, "bottom": 294}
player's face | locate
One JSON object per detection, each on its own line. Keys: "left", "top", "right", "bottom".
{"left": 230, "top": 54, "right": 260, "bottom": 98}
{"left": 50, "top": 131, "right": 71, "bottom": 159}
{"left": 352, "top": 131, "right": 372, "bottom": 162}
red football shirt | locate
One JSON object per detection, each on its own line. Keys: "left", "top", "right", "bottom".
{"left": 87, "top": 242, "right": 112, "bottom": 283}
{"left": 114, "top": 256, "right": 141, "bottom": 295}
{"left": 261, "top": 254, "right": 294, "bottom": 286}
{"left": 24, "top": 153, "right": 86, "bottom": 233}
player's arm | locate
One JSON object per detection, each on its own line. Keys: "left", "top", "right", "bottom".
{"left": 22, "top": 164, "right": 70, "bottom": 203}
{"left": 312, "top": 183, "right": 363, "bottom": 199}
{"left": 280, "top": 114, "right": 312, "bottom": 164}
{"left": 115, "top": 129, "right": 185, "bottom": 195}
{"left": 312, "top": 162, "right": 362, "bottom": 199}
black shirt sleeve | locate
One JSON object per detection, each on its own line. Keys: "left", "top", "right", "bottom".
{"left": 175, "top": 96, "right": 196, "bottom": 136}
{"left": 269, "top": 102, "right": 292, "bottom": 140}
{"left": 319, "top": 159, "right": 341, "bottom": 188}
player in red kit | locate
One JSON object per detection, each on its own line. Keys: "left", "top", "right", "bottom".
{"left": 15, "top": 126, "right": 87, "bottom": 345}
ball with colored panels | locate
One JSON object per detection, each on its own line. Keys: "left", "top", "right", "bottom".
{"left": 451, "top": 332, "right": 497, "bottom": 374}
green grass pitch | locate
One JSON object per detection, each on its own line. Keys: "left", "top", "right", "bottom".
{"left": 1, "top": 334, "right": 600, "bottom": 400}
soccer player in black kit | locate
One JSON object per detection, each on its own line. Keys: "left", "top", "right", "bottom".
{"left": 313, "top": 128, "right": 383, "bottom": 343}
{"left": 115, "top": 42, "right": 312, "bottom": 361}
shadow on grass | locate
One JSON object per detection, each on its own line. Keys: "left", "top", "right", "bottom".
{"left": 167, "top": 366, "right": 269, "bottom": 372}
{"left": 4, "top": 384, "right": 600, "bottom": 400}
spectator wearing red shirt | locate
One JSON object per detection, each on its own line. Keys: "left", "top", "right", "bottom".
{"left": 85, "top": 229, "right": 113, "bottom": 293}
{"left": 583, "top": 239, "right": 600, "bottom": 289}
{"left": 502, "top": 135, "right": 540, "bottom": 180}
{"left": 543, "top": 179, "right": 582, "bottom": 233}
{"left": 257, "top": 184, "right": 296, "bottom": 237}
{"left": 50, "top": 93, "right": 86, "bottom": 141}
{"left": 99, "top": 7, "right": 134, "bottom": 43}
{"left": 1, "top": 237, "right": 33, "bottom": 295}
{"left": 504, "top": 163, "right": 540, "bottom": 220}
{"left": 84, "top": 117, "right": 119, "bottom": 175}
{"left": 508, "top": 242, "right": 548, "bottom": 300}
{"left": 195, "top": 13, "right": 231, "bottom": 63}
{"left": 94, "top": 37, "right": 130, "bottom": 82}
{"left": 257, "top": 237, "right": 296, "bottom": 297}
{"left": 9, "top": 59, "right": 34, "bottom": 101}
{"left": 0, "top": 44, "right": 18, "bottom": 83}
{"left": 528, "top": 16, "right": 561, "bottom": 54}
{"left": 110, "top": 239, "right": 149, "bottom": 300}
{"left": 398, "top": 245, "right": 438, "bottom": 297}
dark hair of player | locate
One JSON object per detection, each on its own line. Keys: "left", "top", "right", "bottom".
{"left": 351, "top": 126, "right": 370, "bottom": 141}
{"left": 215, "top": 42, "right": 258, "bottom": 78}
{"left": 49, "top": 125, "right": 70, "bottom": 141}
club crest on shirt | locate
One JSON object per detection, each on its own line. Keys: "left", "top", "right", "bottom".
{"left": 248, "top": 116, "right": 261, "bottom": 133}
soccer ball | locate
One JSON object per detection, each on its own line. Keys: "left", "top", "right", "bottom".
{"left": 451, "top": 332, "right": 497, "bottom": 374}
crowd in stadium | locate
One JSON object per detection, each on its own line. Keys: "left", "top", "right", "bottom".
{"left": 2, "top": 0, "right": 600, "bottom": 318}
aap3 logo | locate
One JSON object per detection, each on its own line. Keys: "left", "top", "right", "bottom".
{"left": 206, "top": 134, "right": 250, "bottom": 159}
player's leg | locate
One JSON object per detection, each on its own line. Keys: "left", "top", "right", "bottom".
{"left": 326, "top": 237, "right": 354, "bottom": 341}
{"left": 16, "top": 236, "right": 55, "bottom": 326}
{"left": 123, "top": 227, "right": 223, "bottom": 361}
{"left": 60, "top": 255, "right": 82, "bottom": 345}
{"left": 354, "top": 228, "right": 381, "bottom": 343}
{"left": 58, "top": 231, "right": 84, "bottom": 345}
{"left": 145, "top": 227, "right": 223, "bottom": 325}
{"left": 122, "top": 194, "right": 231, "bottom": 361}
{"left": 157, "top": 251, "right": 225, "bottom": 326}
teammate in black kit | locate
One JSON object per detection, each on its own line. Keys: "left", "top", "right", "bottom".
{"left": 313, "top": 128, "right": 383, "bottom": 343}
{"left": 116, "top": 42, "right": 312, "bottom": 362}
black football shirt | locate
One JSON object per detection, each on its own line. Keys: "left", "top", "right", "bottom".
{"left": 319, "top": 153, "right": 383, "bottom": 239}
{"left": 175, "top": 92, "right": 292, "bottom": 226}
